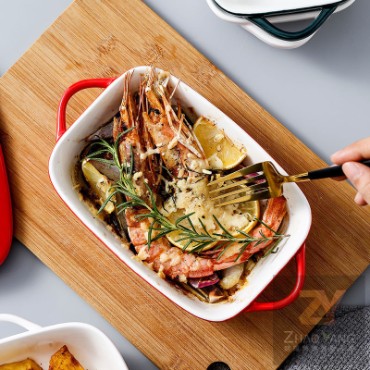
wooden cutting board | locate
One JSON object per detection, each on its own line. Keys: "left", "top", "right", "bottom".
{"left": 0, "top": 0, "right": 369, "bottom": 369}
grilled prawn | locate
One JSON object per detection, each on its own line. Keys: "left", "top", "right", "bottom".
{"left": 126, "top": 197, "right": 286, "bottom": 280}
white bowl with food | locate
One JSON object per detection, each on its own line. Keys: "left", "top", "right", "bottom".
{"left": 0, "top": 314, "right": 128, "bottom": 369}
{"left": 49, "top": 66, "right": 311, "bottom": 322}
{"left": 207, "top": 0, "right": 356, "bottom": 49}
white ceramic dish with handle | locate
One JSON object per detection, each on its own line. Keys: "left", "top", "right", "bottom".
{"left": 49, "top": 66, "right": 311, "bottom": 322}
{"left": 207, "top": 0, "right": 355, "bottom": 48}
{"left": 0, "top": 314, "right": 128, "bottom": 369}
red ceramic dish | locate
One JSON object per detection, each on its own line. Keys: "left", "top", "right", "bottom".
{"left": 49, "top": 67, "right": 311, "bottom": 321}
{"left": 0, "top": 144, "right": 12, "bottom": 265}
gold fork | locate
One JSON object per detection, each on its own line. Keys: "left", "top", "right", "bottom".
{"left": 208, "top": 159, "right": 370, "bottom": 207}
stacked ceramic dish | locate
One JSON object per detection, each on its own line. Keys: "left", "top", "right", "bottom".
{"left": 206, "top": 0, "right": 356, "bottom": 48}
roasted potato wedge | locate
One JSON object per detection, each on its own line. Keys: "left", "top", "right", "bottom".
{"left": 48, "top": 346, "right": 84, "bottom": 370}
{"left": 0, "top": 358, "right": 42, "bottom": 370}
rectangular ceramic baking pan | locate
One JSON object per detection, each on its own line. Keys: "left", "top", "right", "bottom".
{"left": 207, "top": 0, "right": 355, "bottom": 48}
{"left": 0, "top": 314, "right": 128, "bottom": 369}
{"left": 49, "top": 66, "right": 311, "bottom": 322}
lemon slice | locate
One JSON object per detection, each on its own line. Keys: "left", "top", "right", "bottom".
{"left": 193, "top": 116, "right": 247, "bottom": 170}
{"left": 165, "top": 210, "right": 218, "bottom": 252}
{"left": 234, "top": 198, "right": 260, "bottom": 234}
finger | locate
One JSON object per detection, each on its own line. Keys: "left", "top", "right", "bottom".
{"left": 342, "top": 162, "right": 370, "bottom": 205}
{"left": 354, "top": 193, "right": 367, "bottom": 206}
{"left": 331, "top": 136, "right": 370, "bottom": 165}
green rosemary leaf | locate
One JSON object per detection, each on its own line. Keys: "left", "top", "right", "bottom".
{"left": 151, "top": 229, "right": 173, "bottom": 241}
{"left": 258, "top": 219, "right": 283, "bottom": 237}
{"left": 134, "top": 212, "right": 155, "bottom": 220}
{"left": 174, "top": 235, "right": 196, "bottom": 243}
{"left": 96, "top": 188, "right": 119, "bottom": 213}
{"left": 182, "top": 239, "right": 194, "bottom": 252}
{"left": 263, "top": 236, "right": 284, "bottom": 258}
{"left": 116, "top": 205, "right": 131, "bottom": 214}
{"left": 161, "top": 164, "right": 173, "bottom": 178}
{"left": 87, "top": 158, "right": 116, "bottom": 167}
{"left": 215, "top": 241, "right": 233, "bottom": 260}
{"left": 212, "top": 232, "right": 230, "bottom": 239}
{"left": 213, "top": 215, "right": 233, "bottom": 237}
{"left": 234, "top": 242, "right": 251, "bottom": 262}
{"left": 186, "top": 215, "right": 197, "bottom": 233}
{"left": 128, "top": 145, "right": 134, "bottom": 177}
{"left": 236, "top": 229, "right": 252, "bottom": 238}
{"left": 147, "top": 219, "right": 157, "bottom": 248}
{"left": 253, "top": 239, "right": 264, "bottom": 248}
{"left": 123, "top": 127, "right": 135, "bottom": 135}
{"left": 198, "top": 217, "right": 211, "bottom": 237}
{"left": 86, "top": 150, "right": 111, "bottom": 160}
{"left": 175, "top": 212, "right": 196, "bottom": 227}
{"left": 146, "top": 182, "right": 158, "bottom": 212}
{"left": 212, "top": 241, "right": 228, "bottom": 251}
{"left": 190, "top": 241, "right": 214, "bottom": 253}
{"left": 175, "top": 234, "right": 213, "bottom": 243}
{"left": 116, "top": 201, "right": 134, "bottom": 209}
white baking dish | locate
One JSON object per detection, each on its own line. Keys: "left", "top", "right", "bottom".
{"left": 207, "top": 0, "right": 355, "bottom": 48}
{"left": 0, "top": 314, "right": 128, "bottom": 369}
{"left": 49, "top": 66, "right": 311, "bottom": 321}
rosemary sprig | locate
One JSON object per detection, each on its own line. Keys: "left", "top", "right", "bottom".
{"left": 85, "top": 135, "right": 288, "bottom": 259}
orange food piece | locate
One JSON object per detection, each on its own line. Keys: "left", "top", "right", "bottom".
{"left": 0, "top": 358, "right": 42, "bottom": 370}
{"left": 48, "top": 346, "right": 84, "bottom": 370}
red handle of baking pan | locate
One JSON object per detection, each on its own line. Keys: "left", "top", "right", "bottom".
{"left": 56, "top": 78, "right": 116, "bottom": 141}
{"left": 0, "top": 144, "right": 13, "bottom": 265}
{"left": 245, "top": 243, "right": 306, "bottom": 312}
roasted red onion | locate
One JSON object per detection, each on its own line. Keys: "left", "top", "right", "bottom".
{"left": 246, "top": 172, "right": 266, "bottom": 185}
{"left": 188, "top": 273, "right": 219, "bottom": 289}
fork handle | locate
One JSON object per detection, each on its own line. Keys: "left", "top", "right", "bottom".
{"left": 308, "top": 159, "right": 370, "bottom": 180}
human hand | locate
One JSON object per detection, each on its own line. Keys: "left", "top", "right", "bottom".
{"left": 331, "top": 137, "right": 370, "bottom": 206}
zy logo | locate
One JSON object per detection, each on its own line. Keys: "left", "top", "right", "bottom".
{"left": 299, "top": 289, "right": 345, "bottom": 326}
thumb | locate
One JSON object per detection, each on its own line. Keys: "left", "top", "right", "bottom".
{"left": 342, "top": 162, "right": 370, "bottom": 206}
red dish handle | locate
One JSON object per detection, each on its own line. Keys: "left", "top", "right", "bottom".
{"left": 56, "top": 78, "right": 116, "bottom": 142}
{"left": 245, "top": 243, "right": 306, "bottom": 312}
{"left": 0, "top": 144, "right": 12, "bottom": 265}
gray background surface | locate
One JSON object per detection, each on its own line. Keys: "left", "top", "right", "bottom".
{"left": 0, "top": 1, "right": 369, "bottom": 369}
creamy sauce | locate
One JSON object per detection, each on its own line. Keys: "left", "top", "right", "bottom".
{"left": 139, "top": 148, "right": 161, "bottom": 160}
{"left": 161, "top": 177, "right": 252, "bottom": 233}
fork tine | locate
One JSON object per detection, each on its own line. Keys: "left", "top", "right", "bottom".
{"left": 210, "top": 182, "right": 268, "bottom": 201}
{"left": 209, "top": 174, "right": 266, "bottom": 195}
{"left": 207, "top": 162, "right": 265, "bottom": 186}
{"left": 215, "top": 189, "right": 271, "bottom": 207}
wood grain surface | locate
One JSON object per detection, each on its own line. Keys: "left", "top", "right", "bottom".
{"left": 0, "top": 1, "right": 369, "bottom": 369}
